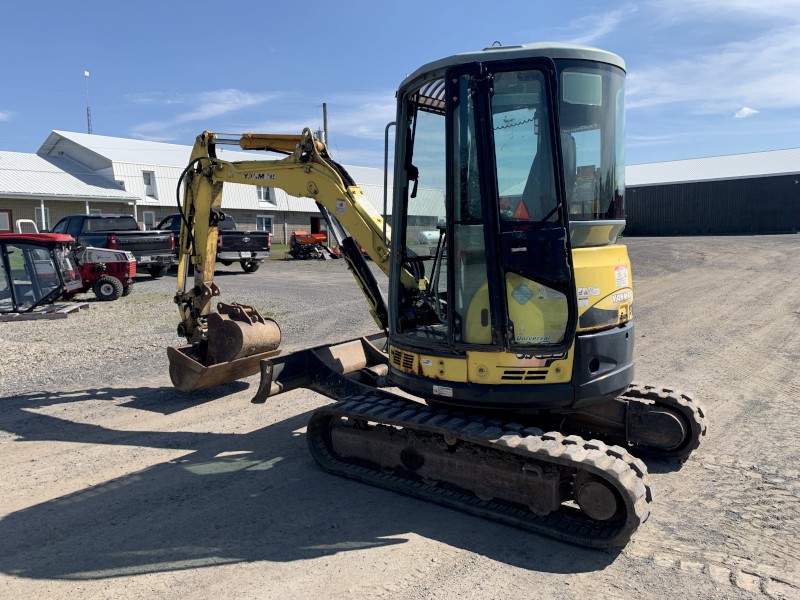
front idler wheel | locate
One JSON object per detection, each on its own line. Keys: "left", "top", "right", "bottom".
{"left": 573, "top": 470, "right": 622, "bottom": 521}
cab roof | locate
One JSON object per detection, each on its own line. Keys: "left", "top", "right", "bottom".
{"left": 0, "top": 233, "right": 75, "bottom": 245}
{"left": 400, "top": 42, "right": 625, "bottom": 90}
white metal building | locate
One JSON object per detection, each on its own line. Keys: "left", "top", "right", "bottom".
{"left": 0, "top": 149, "right": 140, "bottom": 234}
{"left": 11, "top": 130, "right": 791, "bottom": 240}
{"left": 1, "top": 130, "right": 390, "bottom": 243}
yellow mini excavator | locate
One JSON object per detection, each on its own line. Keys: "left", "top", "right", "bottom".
{"left": 167, "top": 43, "right": 707, "bottom": 547}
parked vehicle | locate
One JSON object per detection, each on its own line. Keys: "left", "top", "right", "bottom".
{"left": 67, "top": 246, "right": 137, "bottom": 301}
{"left": 50, "top": 214, "right": 175, "bottom": 278}
{"left": 157, "top": 213, "right": 270, "bottom": 273}
{"left": 288, "top": 230, "right": 331, "bottom": 260}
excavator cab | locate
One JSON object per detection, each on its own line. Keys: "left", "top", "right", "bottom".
{"left": 393, "top": 62, "right": 577, "bottom": 349}
{"left": 387, "top": 45, "right": 629, "bottom": 411}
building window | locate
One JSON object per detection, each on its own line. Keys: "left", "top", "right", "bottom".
{"left": 35, "top": 207, "right": 50, "bottom": 231}
{"left": 257, "top": 186, "right": 275, "bottom": 204}
{"left": 143, "top": 171, "right": 157, "bottom": 199}
{"left": 256, "top": 215, "right": 274, "bottom": 233}
{"left": 0, "top": 210, "right": 10, "bottom": 233}
{"left": 142, "top": 211, "right": 156, "bottom": 229}
{"left": 89, "top": 209, "right": 102, "bottom": 215}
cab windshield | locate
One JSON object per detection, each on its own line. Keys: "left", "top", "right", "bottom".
{"left": 556, "top": 63, "right": 625, "bottom": 221}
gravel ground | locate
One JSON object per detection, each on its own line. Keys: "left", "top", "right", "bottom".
{"left": 0, "top": 258, "right": 380, "bottom": 397}
{"left": 1, "top": 238, "right": 799, "bottom": 599}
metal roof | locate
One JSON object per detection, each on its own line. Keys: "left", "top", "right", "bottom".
{"left": 626, "top": 147, "right": 800, "bottom": 187}
{"left": 0, "top": 151, "right": 139, "bottom": 201}
{"left": 40, "top": 131, "right": 195, "bottom": 168}
{"left": 40, "top": 131, "right": 387, "bottom": 185}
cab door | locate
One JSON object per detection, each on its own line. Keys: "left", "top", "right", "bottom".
{"left": 449, "top": 63, "right": 577, "bottom": 354}
{"left": 390, "top": 63, "right": 577, "bottom": 358}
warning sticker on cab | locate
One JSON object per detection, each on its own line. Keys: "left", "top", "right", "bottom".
{"left": 578, "top": 286, "right": 601, "bottom": 298}
{"left": 615, "top": 265, "right": 629, "bottom": 288}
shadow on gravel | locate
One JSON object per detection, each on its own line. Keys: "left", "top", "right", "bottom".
{"left": 0, "top": 384, "right": 250, "bottom": 451}
{"left": 0, "top": 388, "right": 619, "bottom": 580}
{"left": 3, "top": 382, "right": 249, "bottom": 419}
{"left": 637, "top": 460, "right": 689, "bottom": 474}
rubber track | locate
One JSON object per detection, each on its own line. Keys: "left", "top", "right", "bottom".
{"left": 620, "top": 383, "right": 708, "bottom": 461}
{"left": 307, "top": 394, "right": 653, "bottom": 548}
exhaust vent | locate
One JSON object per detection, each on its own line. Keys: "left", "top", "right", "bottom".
{"left": 390, "top": 348, "right": 416, "bottom": 372}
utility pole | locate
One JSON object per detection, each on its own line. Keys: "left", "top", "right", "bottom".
{"left": 84, "top": 70, "right": 92, "bottom": 134}
{"left": 322, "top": 102, "right": 328, "bottom": 146}
{"left": 321, "top": 102, "right": 330, "bottom": 246}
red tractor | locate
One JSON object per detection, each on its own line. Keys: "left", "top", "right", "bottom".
{"left": 288, "top": 230, "right": 369, "bottom": 260}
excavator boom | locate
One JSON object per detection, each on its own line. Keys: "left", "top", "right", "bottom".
{"left": 170, "top": 129, "right": 393, "bottom": 392}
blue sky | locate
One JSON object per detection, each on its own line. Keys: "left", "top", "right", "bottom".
{"left": 1, "top": 1, "right": 798, "bottom": 169}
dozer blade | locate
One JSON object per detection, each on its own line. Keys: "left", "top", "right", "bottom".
{"left": 249, "top": 333, "right": 389, "bottom": 404}
{"left": 168, "top": 304, "right": 282, "bottom": 393}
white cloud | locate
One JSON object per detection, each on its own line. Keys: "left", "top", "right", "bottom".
{"left": 325, "top": 94, "right": 397, "bottom": 140}
{"left": 563, "top": 6, "right": 634, "bottom": 45}
{"left": 627, "top": 24, "right": 800, "bottom": 114}
{"left": 0, "top": 111, "right": 12, "bottom": 122}
{"left": 734, "top": 107, "right": 759, "bottom": 119}
{"left": 250, "top": 92, "right": 396, "bottom": 142}
{"left": 653, "top": 0, "right": 800, "bottom": 24}
{"left": 132, "top": 89, "right": 275, "bottom": 137}
{"left": 625, "top": 2, "right": 800, "bottom": 118}
{"left": 175, "top": 89, "right": 274, "bottom": 123}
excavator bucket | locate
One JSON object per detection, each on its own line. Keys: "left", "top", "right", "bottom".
{"left": 168, "top": 344, "right": 282, "bottom": 393}
{"left": 168, "top": 304, "right": 282, "bottom": 393}
{"left": 205, "top": 311, "right": 281, "bottom": 365}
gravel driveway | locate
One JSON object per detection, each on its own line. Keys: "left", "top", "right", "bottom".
{"left": 1, "top": 238, "right": 798, "bottom": 599}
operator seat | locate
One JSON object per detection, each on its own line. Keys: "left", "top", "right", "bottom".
{"left": 519, "top": 131, "right": 577, "bottom": 222}
{"left": 560, "top": 131, "right": 577, "bottom": 207}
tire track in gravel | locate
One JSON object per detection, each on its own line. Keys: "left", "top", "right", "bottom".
{"left": 626, "top": 453, "right": 800, "bottom": 592}
{"left": 623, "top": 236, "right": 800, "bottom": 598}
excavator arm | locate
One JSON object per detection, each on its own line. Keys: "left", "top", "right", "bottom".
{"left": 169, "top": 129, "right": 394, "bottom": 391}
